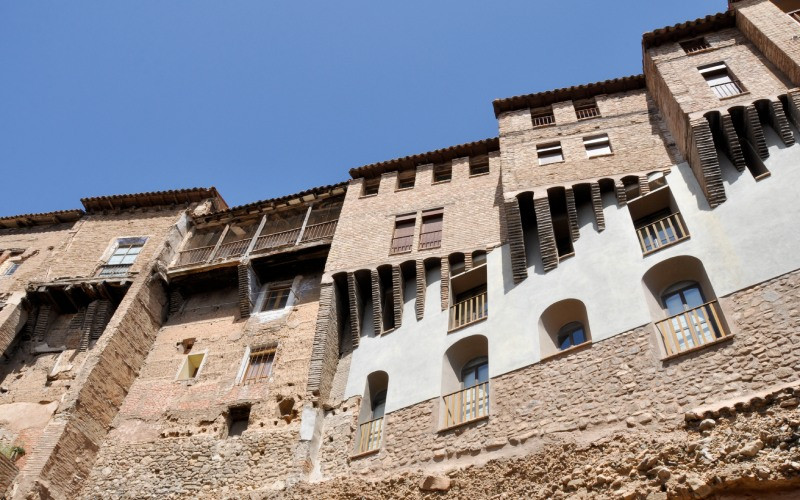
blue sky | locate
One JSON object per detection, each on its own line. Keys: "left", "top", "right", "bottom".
{"left": 0, "top": 1, "right": 724, "bottom": 216}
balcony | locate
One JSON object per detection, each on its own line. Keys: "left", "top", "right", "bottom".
{"left": 635, "top": 212, "right": 689, "bottom": 255}
{"left": 711, "top": 80, "right": 745, "bottom": 99}
{"left": 215, "top": 238, "right": 252, "bottom": 260}
{"left": 299, "top": 219, "right": 338, "bottom": 242}
{"left": 442, "top": 382, "right": 489, "bottom": 429}
{"left": 575, "top": 105, "right": 600, "bottom": 120}
{"left": 448, "top": 291, "right": 487, "bottom": 332}
{"left": 531, "top": 112, "right": 555, "bottom": 128}
{"left": 355, "top": 417, "right": 383, "bottom": 455}
{"left": 655, "top": 301, "right": 728, "bottom": 357}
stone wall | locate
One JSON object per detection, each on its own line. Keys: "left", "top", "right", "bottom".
{"left": 312, "top": 267, "right": 800, "bottom": 485}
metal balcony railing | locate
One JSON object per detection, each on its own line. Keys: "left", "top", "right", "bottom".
{"left": 442, "top": 382, "right": 489, "bottom": 428}
{"left": 356, "top": 417, "right": 383, "bottom": 455}
{"left": 448, "top": 291, "right": 487, "bottom": 332}
{"left": 97, "top": 264, "right": 132, "bottom": 277}
{"left": 300, "top": 219, "right": 338, "bottom": 243}
{"left": 655, "top": 301, "right": 727, "bottom": 356}
{"left": 215, "top": 238, "right": 252, "bottom": 260}
{"left": 710, "top": 80, "right": 744, "bottom": 99}
{"left": 253, "top": 228, "right": 302, "bottom": 252}
{"left": 635, "top": 212, "right": 689, "bottom": 255}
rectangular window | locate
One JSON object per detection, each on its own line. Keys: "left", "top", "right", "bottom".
{"left": 242, "top": 347, "right": 275, "bottom": 385}
{"left": 680, "top": 37, "right": 711, "bottom": 54}
{"left": 537, "top": 143, "right": 563, "bottom": 165}
{"left": 531, "top": 106, "right": 555, "bottom": 127}
{"left": 177, "top": 352, "right": 205, "bottom": 380}
{"left": 584, "top": 134, "right": 612, "bottom": 158}
{"left": 574, "top": 98, "right": 600, "bottom": 120}
{"left": 1, "top": 261, "right": 19, "bottom": 277}
{"left": 699, "top": 63, "right": 744, "bottom": 99}
{"left": 362, "top": 178, "right": 380, "bottom": 196}
{"left": 419, "top": 208, "right": 443, "bottom": 250}
{"left": 433, "top": 162, "right": 452, "bottom": 183}
{"left": 397, "top": 171, "right": 415, "bottom": 190}
{"left": 469, "top": 155, "right": 490, "bottom": 176}
{"left": 262, "top": 281, "right": 292, "bottom": 311}
{"left": 228, "top": 405, "right": 251, "bottom": 437}
{"left": 98, "top": 238, "right": 146, "bottom": 277}
{"left": 390, "top": 214, "right": 415, "bottom": 254}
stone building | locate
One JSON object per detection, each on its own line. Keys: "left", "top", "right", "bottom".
{"left": 2, "top": 0, "right": 800, "bottom": 498}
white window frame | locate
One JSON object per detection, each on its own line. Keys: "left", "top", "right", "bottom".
{"left": 253, "top": 275, "right": 302, "bottom": 317}
{"left": 537, "top": 143, "right": 564, "bottom": 165}
{"left": 584, "top": 134, "right": 612, "bottom": 158}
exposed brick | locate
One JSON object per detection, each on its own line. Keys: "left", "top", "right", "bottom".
{"left": 721, "top": 113, "right": 747, "bottom": 172}
{"left": 768, "top": 99, "right": 795, "bottom": 146}
{"left": 414, "top": 260, "right": 425, "bottom": 321}
{"left": 745, "top": 104, "right": 769, "bottom": 160}
{"left": 533, "top": 197, "right": 558, "bottom": 272}
{"left": 391, "top": 265, "right": 403, "bottom": 329}
{"left": 590, "top": 183, "right": 605, "bottom": 232}
{"left": 371, "top": 269, "right": 383, "bottom": 335}
{"left": 347, "top": 273, "right": 361, "bottom": 348}
{"left": 690, "top": 118, "right": 727, "bottom": 208}
{"left": 503, "top": 199, "right": 528, "bottom": 284}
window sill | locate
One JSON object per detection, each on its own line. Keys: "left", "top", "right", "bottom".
{"left": 577, "top": 115, "right": 601, "bottom": 121}
{"left": 432, "top": 180, "right": 452, "bottom": 185}
{"left": 359, "top": 194, "right": 378, "bottom": 199}
{"left": 718, "top": 91, "right": 750, "bottom": 101}
{"left": 538, "top": 160, "right": 565, "bottom": 166}
{"left": 541, "top": 341, "right": 592, "bottom": 362}
{"left": 395, "top": 187, "right": 414, "bottom": 192}
{"left": 438, "top": 414, "right": 489, "bottom": 433}
{"left": 350, "top": 448, "right": 381, "bottom": 460}
{"left": 469, "top": 172, "right": 490, "bottom": 178}
{"left": 388, "top": 249, "right": 413, "bottom": 256}
{"left": 661, "top": 333, "right": 734, "bottom": 362}
{"left": 532, "top": 123, "right": 556, "bottom": 129}
{"left": 587, "top": 152, "right": 614, "bottom": 159}
{"left": 417, "top": 245, "right": 441, "bottom": 252}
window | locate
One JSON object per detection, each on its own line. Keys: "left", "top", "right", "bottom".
{"left": 469, "top": 155, "right": 490, "bottom": 176}
{"left": 242, "top": 347, "right": 275, "bottom": 385}
{"left": 557, "top": 322, "right": 587, "bottom": 350}
{"left": 699, "top": 63, "right": 744, "bottom": 99}
{"left": 449, "top": 264, "right": 488, "bottom": 331}
{"left": 460, "top": 356, "right": 489, "bottom": 389}
{"left": 262, "top": 281, "right": 292, "bottom": 311}
{"left": 628, "top": 186, "right": 689, "bottom": 255}
{"left": 356, "top": 372, "right": 388, "bottom": 455}
{"left": 680, "top": 37, "right": 711, "bottom": 54}
{"left": 362, "top": 178, "right": 380, "bottom": 196}
{"left": 371, "top": 390, "right": 387, "bottom": 419}
{"left": 574, "top": 98, "right": 600, "bottom": 120}
{"left": 531, "top": 106, "right": 555, "bottom": 127}
{"left": 228, "top": 405, "right": 251, "bottom": 437}
{"left": 537, "top": 143, "right": 564, "bottom": 165}
{"left": 397, "top": 170, "right": 415, "bottom": 190}
{"left": 1, "top": 261, "right": 19, "bottom": 277}
{"left": 584, "top": 134, "right": 612, "bottom": 158}
{"left": 660, "top": 282, "right": 722, "bottom": 352}
{"left": 418, "top": 209, "right": 443, "bottom": 250}
{"left": 389, "top": 214, "right": 415, "bottom": 254}
{"left": 433, "top": 162, "right": 452, "bottom": 183}
{"left": 98, "top": 238, "right": 146, "bottom": 277}
{"left": 177, "top": 352, "right": 205, "bottom": 380}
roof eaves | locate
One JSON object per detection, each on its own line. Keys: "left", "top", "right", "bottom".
{"left": 641, "top": 11, "right": 734, "bottom": 50}
{"left": 81, "top": 187, "right": 226, "bottom": 213}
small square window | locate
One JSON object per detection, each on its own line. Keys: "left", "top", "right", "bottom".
{"left": 177, "top": 352, "right": 205, "bottom": 380}
{"left": 362, "top": 178, "right": 380, "bottom": 197}
{"left": 537, "top": 143, "right": 563, "bottom": 165}
{"left": 262, "top": 282, "right": 292, "bottom": 311}
{"left": 179, "top": 338, "right": 195, "bottom": 354}
{"left": 584, "top": 134, "right": 612, "bottom": 158}
{"left": 242, "top": 347, "right": 275, "bottom": 385}
{"left": 433, "top": 162, "right": 452, "bottom": 183}
{"left": 397, "top": 171, "right": 415, "bottom": 190}
{"left": 228, "top": 405, "right": 251, "bottom": 437}
{"left": 469, "top": 155, "right": 490, "bottom": 176}
{"left": 680, "top": 37, "right": 711, "bottom": 54}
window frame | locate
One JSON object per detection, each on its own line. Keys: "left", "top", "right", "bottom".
{"left": 432, "top": 162, "right": 452, "bottom": 183}
{"left": 389, "top": 214, "right": 416, "bottom": 255}
{"left": 396, "top": 170, "right": 416, "bottom": 190}
{"left": 583, "top": 134, "right": 612, "bottom": 158}
{"left": 241, "top": 347, "right": 276, "bottom": 385}
{"left": 175, "top": 351, "right": 207, "bottom": 381}
{"left": 698, "top": 62, "right": 745, "bottom": 99}
{"left": 261, "top": 281, "right": 294, "bottom": 312}
{"left": 680, "top": 37, "right": 712, "bottom": 55}
{"left": 537, "top": 143, "right": 564, "bottom": 165}
{"left": 362, "top": 178, "right": 380, "bottom": 197}
{"left": 556, "top": 321, "right": 587, "bottom": 351}
{"left": 418, "top": 208, "right": 443, "bottom": 251}
{"left": 469, "top": 155, "right": 490, "bottom": 177}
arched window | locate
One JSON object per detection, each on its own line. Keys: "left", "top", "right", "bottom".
{"left": 460, "top": 356, "right": 488, "bottom": 389}
{"left": 557, "top": 322, "right": 586, "bottom": 351}
{"left": 660, "top": 281, "right": 720, "bottom": 349}
{"left": 371, "top": 390, "right": 387, "bottom": 419}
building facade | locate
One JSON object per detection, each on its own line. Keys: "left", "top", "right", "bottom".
{"left": 2, "top": 1, "right": 800, "bottom": 498}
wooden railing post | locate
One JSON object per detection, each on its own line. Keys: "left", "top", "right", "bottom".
{"left": 243, "top": 215, "right": 268, "bottom": 259}
{"left": 207, "top": 225, "right": 230, "bottom": 262}
{"left": 295, "top": 204, "right": 314, "bottom": 245}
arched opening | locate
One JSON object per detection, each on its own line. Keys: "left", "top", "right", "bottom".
{"left": 627, "top": 180, "right": 689, "bottom": 255}
{"left": 448, "top": 252, "right": 466, "bottom": 277}
{"left": 356, "top": 371, "right": 389, "bottom": 455}
{"left": 538, "top": 298, "right": 591, "bottom": 358}
{"left": 471, "top": 249, "right": 487, "bottom": 268}
{"left": 400, "top": 260, "right": 417, "bottom": 311}
{"left": 353, "top": 269, "right": 373, "bottom": 338}
{"left": 547, "top": 187, "right": 574, "bottom": 258}
{"left": 598, "top": 178, "right": 616, "bottom": 208}
{"left": 441, "top": 335, "right": 489, "bottom": 428}
{"left": 642, "top": 256, "right": 731, "bottom": 357}
{"left": 729, "top": 105, "right": 771, "bottom": 180}
{"left": 621, "top": 175, "right": 640, "bottom": 201}
{"left": 376, "top": 265, "right": 395, "bottom": 332}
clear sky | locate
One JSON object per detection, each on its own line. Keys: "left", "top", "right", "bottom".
{"left": 0, "top": 1, "right": 725, "bottom": 216}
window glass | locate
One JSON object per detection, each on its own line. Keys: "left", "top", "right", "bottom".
{"left": 557, "top": 322, "right": 587, "bottom": 350}
{"left": 461, "top": 356, "right": 488, "bottom": 388}
{"left": 263, "top": 282, "right": 292, "bottom": 311}
{"left": 371, "top": 390, "right": 387, "bottom": 419}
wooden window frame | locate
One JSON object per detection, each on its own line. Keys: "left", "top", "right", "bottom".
{"left": 390, "top": 214, "right": 416, "bottom": 255}
{"left": 418, "top": 208, "right": 443, "bottom": 251}
{"left": 261, "top": 281, "right": 293, "bottom": 312}
{"left": 362, "top": 178, "right": 380, "bottom": 197}
{"left": 241, "top": 347, "right": 276, "bottom": 385}
{"left": 433, "top": 162, "right": 452, "bottom": 183}
{"left": 680, "top": 37, "right": 712, "bottom": 55}
{"left": 469, "top": 155, "right": 490, "bottom": 177}
{"left": 396, "top": 171, "right": 415, "bottom": 190}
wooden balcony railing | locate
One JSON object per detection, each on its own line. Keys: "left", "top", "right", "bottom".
{"left": 175, "top": 245, "right": 215, "bottom": 267}
{"left": 576, "top": 105, "right": 600, "bottom": 120}
{"left": 711, "top": 80, "right": 744, "bottom": 99}
{"left": 448, "top": 291, "right": 487, "bottom": 331}
{"left": 531, "top": 113, "right": 555, "bottom": 127}
{"left": 418, "top": 230, "right": 442, "bottom": 250}
{"left": 253, "top": 228, "right": 301, "bottom": 252}
{"left": 636, "top": 212, "right": 689, "bottom": 255}
{"left": 97, "top": 264, "right": 132, "bottom": 277}
{"left": 215, "top": 238, "right": 252, "bottom": 260}
{"left": 389, "top": 235, "right": 413, "bottom": 255}
{"left": 655, "top": 301, "right": 727, "bottom": 356}
{"left": 356, "top": 417, "right": 383, "bottom": 455}
{"left": 300, "top": 219, "right": 338, "bottom": 243}
{"left": 442, "top": 382, "right": 489, "bottom": 428}
{"left": 789, "top": 10, "right": 800, "bottom": 23}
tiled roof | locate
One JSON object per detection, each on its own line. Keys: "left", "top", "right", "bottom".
{"left": 642, "top": 11, "right": 734, "bottom": 49}
{"left": 349, "top": 137, "right": 500, "bottom": 179}
{"left": 0, "top": 209, "right": 84, "bottom": 229}
{"left": 81, "top": 187, "right": 226, "bottom": 213}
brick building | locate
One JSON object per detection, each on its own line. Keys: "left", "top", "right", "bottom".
{"left": 2, "top": 0, "right": 800, "bottom": 498}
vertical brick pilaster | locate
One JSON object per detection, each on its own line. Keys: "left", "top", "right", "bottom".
{"left": 237, "top": 263, "right": 251, "bottom": 319}
{"left": 371, "top": 269, "right": 383, "bottom": 335}
{"left": 306, "top": 282, "right": 340, "bottom": 400}
{"left": 346, "top": 272, "right": 361, "bottom": 348}
{"left": 415, "top": 259, "right": 425, "bottom": 321}
{"left": 168, "top": 288, "right": 184, "bottom": 317}
{"left": 565, "top": 188, "right": 580, "bottom": 241}
{"left": 769, "top": 100, "right": 795, "bottom": 146}
{"left": 464, "top": 253, "right": 473, "bottom": 272}
{"left": 745, "top": 104, "right": 769, "bottom": 160}
{"left": 638, "top": 175, "right": 650, "bottom": 197}
{"left": 33, "top": 305, "right": 51, "bottom": 343}
{"left": 440, "top": 258, "right": 450, "bottom": 311}
{"left": 533, "top": 197, "right": 558, "bottom": 272}
{"left": 784, "top": 89, "right": 800, "bottom": 129}
{"left": 690, "top": 118, "right": 727, "bottom": 208}
{"left": 720, "top": 113, "right": 747, "bottom": 172}
{"left": 79, "top": 301, "right": 99, "bottom": 352}
{"left": 590, "top": 183, "right": 605, "bottom": 232}
{"left": 503, "top": 199, "right": 528, "bottom": 284}
{"left": 615, "top": 180, "right": 627, "bottom": 206}
{"left": 391, "top": 265, "right": 403, "bottom": 329}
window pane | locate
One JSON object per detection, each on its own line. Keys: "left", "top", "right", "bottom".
{"left": 572, "top": 327, "right": 585, "bottom": 345}
{"left": 559, "top": 334, "right": 572, "bottom": 350}
{"left": 476, "top": 363, "right": 489, "bottom": 383}
{"left": 682, "top": 286, "right": 704, "bottom": 309}
{"left": 664, "top": 293, "right": 685, "bottom": 316}
{"left": 121, "top": 254, "right": 138, "bottom": 265}
{"left": 107, "top": 255, "right": 124, "bottom": 265}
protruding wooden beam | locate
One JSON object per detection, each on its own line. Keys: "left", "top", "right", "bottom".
{"left": 415, "top": 259, "right": 426, "bottom": 321}
{"left": 690, "top": 118, "right": 726, "bottom": 208}
{"left": 533, "top": 196, "right": 558, "bottom": 272}
{"left": 590, "top": 183, "right": 605, "bottom": 231}
{"left": 347, "top": 272, "right": 362, "bottom": 348}
{"left": 503, "top": 199, "right": 528, "bottom": 284}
